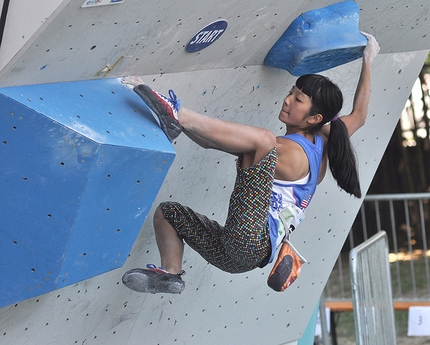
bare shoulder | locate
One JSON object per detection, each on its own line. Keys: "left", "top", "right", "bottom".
{"left": 275, "top": 137, "right": 310, "bottom": 181}
{"left": 320, "top": 124, "right": 330, "bottom": 139}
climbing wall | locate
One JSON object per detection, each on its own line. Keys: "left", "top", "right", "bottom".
{"left": 1, "top": 0, "right": 429, "bottom": 344}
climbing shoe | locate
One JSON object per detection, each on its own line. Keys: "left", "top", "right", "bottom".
{"left": 122, "top": 264, "right": 185, "bottom": 294}
{"left": 133, "top": 85, "right": 183, "bottom": 141}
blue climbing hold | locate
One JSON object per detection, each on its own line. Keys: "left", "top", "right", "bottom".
{"left": 264, "top": 1, "right": 368, "bottom": 76}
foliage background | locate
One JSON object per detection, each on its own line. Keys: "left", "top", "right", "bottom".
{"left": 369, "top": 52, "right": 430, "bottom": 194}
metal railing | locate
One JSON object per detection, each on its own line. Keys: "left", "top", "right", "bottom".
{"left": 350, "top": 231, "right": 397, "bottom": 345}
{"left": 325, "top": 193, "right": 430, "bottom": 303}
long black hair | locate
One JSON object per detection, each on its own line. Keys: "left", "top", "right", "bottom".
{"left": 295, "top": 74, "right": 361, "bottom": 198}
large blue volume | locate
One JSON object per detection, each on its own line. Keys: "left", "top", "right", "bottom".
{"left": 264, "top": 1, "right": 367, "bottom": 76}
{"left": 0, "top": 78, "right": 175, "bottom": 308}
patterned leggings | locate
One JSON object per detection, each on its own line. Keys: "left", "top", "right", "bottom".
{"left": 159, "top": 147, "right": 278, "bottom": 273}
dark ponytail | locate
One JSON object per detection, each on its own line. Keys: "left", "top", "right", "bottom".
{"left": 327, "top": 119, "right": 361, "bottom": 198}
{"left": 296, "top": 74, "right": 361, "bottom": 198}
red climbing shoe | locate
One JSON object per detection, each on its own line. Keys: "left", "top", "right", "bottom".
{"left": 133, "top": 84, "right": 183, "bottom": 142}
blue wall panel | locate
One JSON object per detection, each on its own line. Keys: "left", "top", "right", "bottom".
{"left": 0, "top": 78, "right": 175, "bottom": 307}
{"left": 0, "top": 230, "right": 62, "bottom": 303}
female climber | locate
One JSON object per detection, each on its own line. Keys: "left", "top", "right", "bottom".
{"left": 121, "top": 32, "right": 380, "bottom": 294}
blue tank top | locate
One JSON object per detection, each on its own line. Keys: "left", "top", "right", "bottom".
{"left": 266, "top": 133, "right": 323, "bottom": 264}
